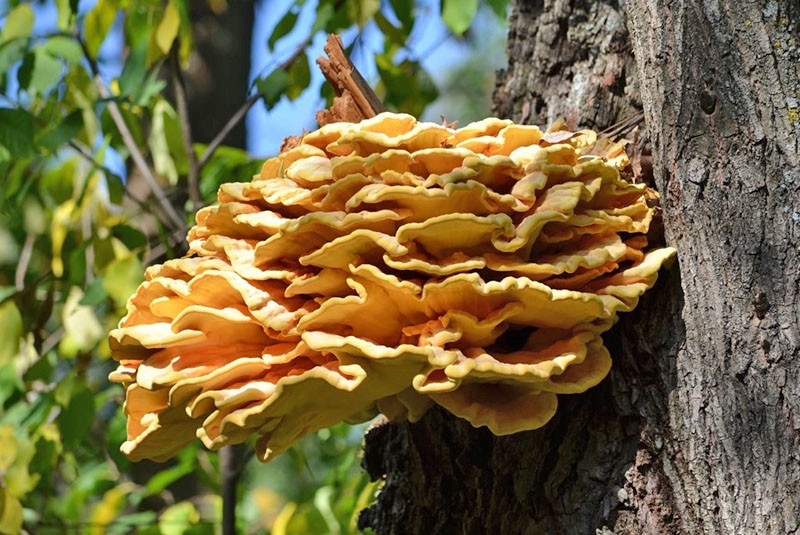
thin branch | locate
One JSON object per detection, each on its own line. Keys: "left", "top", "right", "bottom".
{"left": 197, "top": 94, "right": 260, "bottom": 170}
{"left": 199, "top": 35, "right": 313, "bottom": 170}
{"left": 94, "top": 76, "right": 187, "bottom": 235}
{"left": 15, "top": 234, "right": 35, "bottom": 291}
{"left": 75, "top": 33, "right": 187, "bottom": 234}
{"left": 68, "top": 140, "right": 164, "bottom": 218}
{"left": 170, "top": 45, "right": 202, "bottom": 210}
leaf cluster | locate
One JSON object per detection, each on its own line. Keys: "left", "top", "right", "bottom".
{"left": 0, "top": 0, "right": 507, "bottom": 533}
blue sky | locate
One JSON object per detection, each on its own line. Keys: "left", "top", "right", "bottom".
{"left": 2, "top": 0, "right": 506, "bottom": 161}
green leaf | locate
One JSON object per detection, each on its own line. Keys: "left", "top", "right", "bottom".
{"left": 102, "top": 255, "right": 143, "bottom": 308}
{"left": 118, "top": 38, "right": 147, "bottom": 97}
{"left": 389, "top": 0, "right": 414, "bottom": 31}
{"left": 0, "top": 287, "right": 16, "bottom": 304}
{"left": 485, "top": 0, "right": 509, "bottom": 20}
{"left": 0, "top": 363, "right": 22, "bottom": 405}
{"left": 38, "top": 110, "right": 84, "bottom": 151}
{"left": 111, "top": 223, "right": 147, "bottom": 251}
{"left": 56, "top": 384, "right": 95, "bottom": 450}
{"left": 374, "top": 12, "right": 405, "bottom": 44}
{"left": 441, "top": 0, "right": 478, "bottom": 35}
{"left": 55, "top": 0, "right": 76, "bottom": 31}
{"left": 255, "top": 68, "right": 290, "bottom": 109}
{"left": 83, "top": 0, "right": 118, "bottom": 58}
{"left": 148, "top": 0, "right": 180, "bottom": 62}
{"left": 16, "top": 51, "right": 33, "bottom": 90}
{"left": 147, "top": 98, "right": 185, "bottom": 185}
{"left": 40, "top": 36, "right": 83, "bottom": 63}
{"left": 1, "top": 3, "right": 34, "bottom": 42}
{"left": 347, "top": 0, "right": 380, "bottom": 27}
{"left": 0, "top": 38, "right": 27, "bottom": 78}
{"left": 79, "top": 276, "right": 108, "bottom": 306}
{"left": 0, "top": 300, "right": 22, "bottom": 366}
{"left": 286, "top": 53, "right": 310, "bottom": 100}
{"left": 311, "top": 1, "right": 335, "bottom": 33}
{"left": 30, "top": 48, "right": 63, "bottom": 94}
{"left": 268, "top": 6, "right": 299, "bottom": 51}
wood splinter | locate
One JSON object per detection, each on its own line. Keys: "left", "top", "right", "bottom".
{"left": 281, "top": 34, "right": 385, "bottom": 152}
{"left": 316, "top": 34, "right": 385, "bottom": 125}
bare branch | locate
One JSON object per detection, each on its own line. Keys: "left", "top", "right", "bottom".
{"left": 197, "top": 94, "right": 260, "bottom": 170}
{"left": 94, "top": 76, "right": 188, "bottom": 235}
{"left": 171, "top": 46, "right": 202, "bottom": 211}
{"left": 15, "top": 234, "right": 35, "bottom": 291}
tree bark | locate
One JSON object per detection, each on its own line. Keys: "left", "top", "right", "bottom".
{"left": 359, "top": 1, "right": 800, "bottom": 533}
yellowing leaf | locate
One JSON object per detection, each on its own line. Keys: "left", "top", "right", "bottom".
{"left": 51, "top": 198, "right": 77, "bottom": 277}
{"left": 0, "top": 427, "right": 39, "bottom": 498}
{"left": 90, "top": 483, "right": 138, "bottom": 535}
{"left": 0, "top": 301, "right": 22, "bottom": 365}
{"left": 0, "top": 426, "right": 18, "bottom": 471}
{"left": 150, "top": 0, "right": 180, "bottom": 61}
{"left": 159, "top": 501, "right": 200, "bottom": 535}
{"left": 147, "top": 99, "right": 181, "bottom": 185}
{"left": 60, "top": 286, "right": 104, "bottom": 356}
{"left": 1, "top": 3, "right": 34, "bottom": 41}
{"left": 83, "top": 0, "right": 118, "bottom": 58}
{"left": 0, "top": 488, "right": 23, "bottom": 535}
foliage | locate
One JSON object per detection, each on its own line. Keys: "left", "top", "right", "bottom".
{"left": 0, "top": 0, "right": 507, "bottom": 533}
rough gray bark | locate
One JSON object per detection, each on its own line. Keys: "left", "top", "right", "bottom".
{"left": 185, "top": 0, "right": 254, "bottom": 148}
{"left": 359, "top": 1, "right": 800, "bottom": 533}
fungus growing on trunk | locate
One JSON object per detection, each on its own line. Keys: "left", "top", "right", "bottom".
{"left": 109, "top": 113, "right": 675, "bottom": 461}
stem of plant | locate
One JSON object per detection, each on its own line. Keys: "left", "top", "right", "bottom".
{"left": 221, "top": 444, "right": 246, "bottom": 535}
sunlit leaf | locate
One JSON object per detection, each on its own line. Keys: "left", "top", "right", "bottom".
{"left": 347, "top": 0, "right": 380, "bottom": 27}
{"left": 51, "top": 198, "right": 77, "bottom": 278}
{"left": 441, "top": 0, "right": 478, "bottom": 35}
{"left": 0, "top": 301, "right": 22, "bottom": 365}
{"left": 148, "top": 0, "right": 180, "bottom": 63}
{"left": 0, "top": 488, "right": 23, "bottom": 535}
{"left": 1, "top": 3, "right": 34, "bottom": 41}
{"left": 41, "top": 36, "right": 83, "bottom": 63}
{"left": 102, "top": 255, "right": 144, "bottom": 308}
{"left": 159, "top": 501, "right": 200, "bottom": 535}
{"left": 60, "top": 287, "right": 104, "bottom": 356}
{"left": 0, "top": 426, "right": 39, "bottom": 497}
{"left": 83, "top": 0, "right": 118, "bottom": 58}
{"left": 89, "top": 483, "right": 138, "bottom": 535}
{"left": 148, "top": 98, "right": 185, "bottom": 185}
{"left": 55, "top": 0, "right": 76, "bottom": 31}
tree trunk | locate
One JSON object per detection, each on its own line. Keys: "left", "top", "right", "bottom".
{"left": 359, "top": 1, "right": 800, "bottom": 533}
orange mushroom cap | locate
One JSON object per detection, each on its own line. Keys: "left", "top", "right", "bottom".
{"left": 109, "top": 113, "right": 675, "bottom": 461}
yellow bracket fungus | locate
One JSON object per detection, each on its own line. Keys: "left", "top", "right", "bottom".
{"left": 109, "top": 112, "right": 675, "bottom": 462}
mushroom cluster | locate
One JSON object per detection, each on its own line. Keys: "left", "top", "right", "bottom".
{"left": 109, "top": 113, "right": 675, "bottom": 462}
